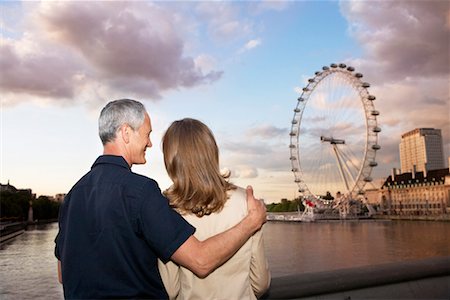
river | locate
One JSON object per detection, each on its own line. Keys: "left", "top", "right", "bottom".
{"left": 1, "top": 221, "right": 449, "bottom": 299}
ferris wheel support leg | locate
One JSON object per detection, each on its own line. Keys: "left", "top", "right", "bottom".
{"left": 332, "top": 144, "right": 351, "bottom": 193}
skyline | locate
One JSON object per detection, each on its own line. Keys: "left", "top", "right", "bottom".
{"left": 1, "top": 1, "right": 449, "bottom": 203}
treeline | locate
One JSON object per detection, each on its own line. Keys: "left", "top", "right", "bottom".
{"left": 266, "top": 192, "right": 336, "bottom": 212}
{"left": 266, "top": 198, "right": 305, "bottom": 212}
{"left": 1, "top": 191, "right": 60, "bottom": 221}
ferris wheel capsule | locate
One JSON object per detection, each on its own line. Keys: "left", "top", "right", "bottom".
{"left": 373, "top": 126, "right": 381, "bottom": 133}
{"left": 372, "top": 144, "right": 381, "bottom": 150}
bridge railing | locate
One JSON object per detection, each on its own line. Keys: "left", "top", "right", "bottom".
{"left": 262, "top": 256, "right": 450, "bottom": 299}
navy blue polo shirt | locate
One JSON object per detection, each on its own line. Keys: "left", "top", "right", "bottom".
{"left": 55, "top": 155, "right": 195, "bottom": 299}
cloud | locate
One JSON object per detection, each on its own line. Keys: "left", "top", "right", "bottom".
{"left": 1, "top": 1, "right": 223, "bottom": 106}
{"left": 245, "top": 124, "right": 287, "bottom": 139}
{"left": 220, "top": 137, "right": 290, "bottom": 174}
{"left": 0, "top": 39, "right": 81, "bottom": 101}
{"left": 194, "top": 54, "right": 218, "bottom": 74}
{"left": 256, "top": 0, "right": 291, "bottom": 12}
{"left": 230, "top": 165, "right": 259, "bottom": 179}
{"left": 341, "top": 1, "right": 449, "bottom": 83}
{"left": 340, "top": 0, "right": 450, "bottom": 173}
{"left": 239, "top": 38, "right": 262, "bottom": 53}
{"left": 195, "top": 2, "right": 253, "bottom": 42}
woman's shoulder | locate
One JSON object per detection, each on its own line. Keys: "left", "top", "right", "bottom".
{"left": 226, "top": 186, "right": 248, "bottom": 211}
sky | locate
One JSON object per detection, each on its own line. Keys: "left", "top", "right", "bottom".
{"left": 1, "top": 0, "right": 449, "bottom": 204}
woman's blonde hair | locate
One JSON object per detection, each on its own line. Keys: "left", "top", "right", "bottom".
{"left": 162, "top": 118, "right": 236, "bottom": 217}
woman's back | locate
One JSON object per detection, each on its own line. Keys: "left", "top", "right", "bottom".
{"left": 158, "top": 187, "right": 270, "bottom": 300}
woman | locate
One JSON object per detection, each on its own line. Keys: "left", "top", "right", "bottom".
{"left": 158, "top": 118, "right": 270, "bottom": 300}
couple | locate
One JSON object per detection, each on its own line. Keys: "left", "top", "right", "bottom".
{"left": 55, "top": 99, "right": 271, "bottom": 299}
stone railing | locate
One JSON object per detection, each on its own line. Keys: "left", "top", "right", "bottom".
{"left": 262, "top": 256, "right": 450, "bottom": 299}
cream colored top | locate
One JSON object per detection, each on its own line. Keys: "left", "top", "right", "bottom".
{"left": 158, "top": 187, "right": 271, "bottom": 300}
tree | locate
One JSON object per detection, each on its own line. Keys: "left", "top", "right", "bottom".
{"left": 322, "top": 191, "right": 334, "bottom": 201}
{"left": 33, "top": 196, "right": 60, "bottom": 220}
{"left": 0, "top": 191, "right": 31, "bottom": 220}
{"left": 266, "top": 197, "right": 305, "bottom": 212}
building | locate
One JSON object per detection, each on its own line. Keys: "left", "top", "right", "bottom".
{"left": 380, "top": 168, "right": 450, "bottom": 215}
{"left": 54, "top": 193, "right": 66, "bottom": 203}
{"left": 0, "top": 181, "right": 18, "bottom": 193}
{"left": 0, "top": 181, "right": 35, "bottom": 199}
{"left": 399, "top": 128, "right": 445, "bottom": 173}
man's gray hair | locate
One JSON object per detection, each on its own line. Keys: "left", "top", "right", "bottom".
{"left": 99, "top": 99, "right": 146, "bottom": 145}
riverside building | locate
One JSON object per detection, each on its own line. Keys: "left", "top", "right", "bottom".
{"left": 380, "top": 168, "right": 450, "bottom": 215}
{"left": 399, "top": 128, "right": 445, "bottom": 173}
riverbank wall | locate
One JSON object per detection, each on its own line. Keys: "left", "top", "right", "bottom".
{"left": 263, "top": 256, "right": 450, "bottom": 299}
{"left": 0, "top": 219, "right": 58, "bottom": 243}
{"left": 268, "top": 212, "right": 450, "bottom": 222}
{"left": 0, "top": 221, "right": 27, "bottom": 243}
{"left": 373, "top": 214, "right": 450, "bottom": 222}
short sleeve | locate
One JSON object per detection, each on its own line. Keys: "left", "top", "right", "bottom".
{"left": 54, "top": 195, "right": 68, "bottom": 260}
{"left": 138, "top": 181, "right": 195, "bottom": 262}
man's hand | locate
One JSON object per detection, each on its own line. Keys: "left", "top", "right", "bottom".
{"left": 246, "top": 185, "right": 267, "bottom": 232}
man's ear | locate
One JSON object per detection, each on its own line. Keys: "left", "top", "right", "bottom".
{"left": 120, "top": 124, "right": 131, "bottom": 144}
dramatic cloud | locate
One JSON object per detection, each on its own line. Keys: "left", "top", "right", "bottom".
{"left": 1, "top": 1, "right": 223, "bottom": 106}
{"left": 340, "top": 0, "right": 450, "bottom": 176}
{"left": 0, "top": 39, "right": 80, "bottom": 99}
{"left": 341, "top": 1, "right": 449, "bottom": 83}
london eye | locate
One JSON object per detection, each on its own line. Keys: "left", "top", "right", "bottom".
{"left": 289, "top": 63, "right": 380, "bottom": 218}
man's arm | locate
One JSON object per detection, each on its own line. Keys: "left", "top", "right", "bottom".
{"left": 170, "top": 186, "right": 266, "bottom": 278}
{"left": 58, "top": 260, "right": 62, "bottom": 284}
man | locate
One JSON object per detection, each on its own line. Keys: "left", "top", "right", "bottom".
{"left": 55, "top": 99, "right": 267, "bottom": 299}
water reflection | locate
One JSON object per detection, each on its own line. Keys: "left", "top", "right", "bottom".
{"left": 0, "top": 223, "right": 63, "bottom": 300}
{"left": 263, "top": 220, "right": 450, "bottom": 277}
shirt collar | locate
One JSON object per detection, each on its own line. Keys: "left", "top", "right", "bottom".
{"left": 92, "top": 155, "right": 131, "bottom": 170}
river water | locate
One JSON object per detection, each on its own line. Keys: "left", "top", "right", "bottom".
{"left": 1, "top": 221, "right": 449, "bottom": 299}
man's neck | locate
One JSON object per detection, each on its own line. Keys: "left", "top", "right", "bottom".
{"left": 103, "top": 143, "right": 132, "bottom": 167}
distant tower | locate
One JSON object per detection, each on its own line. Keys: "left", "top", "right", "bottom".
{"left": 399, "top": 128, "right": 445, "bottom": 173}
{"left": 28, "top": 199, "right": 34, "bottom": 223}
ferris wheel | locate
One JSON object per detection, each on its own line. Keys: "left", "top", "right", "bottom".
{"left": 289, "top": 63, "right": 380, "bottom": 209}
